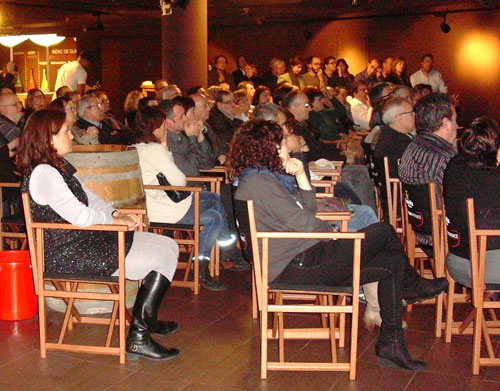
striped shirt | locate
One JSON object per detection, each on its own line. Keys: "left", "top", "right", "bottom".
{"left": 399, "top": 131, "right": 456, "bottom": 245}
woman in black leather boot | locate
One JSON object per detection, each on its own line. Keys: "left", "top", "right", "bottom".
{"left": 126, "top": 271, "right": 179, "bottom": 361}
{"left": 230, "top": 120, "right": 447, "bottom": 371}
{"left": 18, "top": 110, "right": 180, "bottom": 363}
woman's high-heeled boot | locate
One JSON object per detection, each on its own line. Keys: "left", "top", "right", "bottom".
{"left": 376, "top": 327, "right": 426, "bottom": 371}
{"left": 126, "top": 271, "right": 179, "bottom": 361}
{"left": 363, "top": 282, "right": 408, "bottom": 330}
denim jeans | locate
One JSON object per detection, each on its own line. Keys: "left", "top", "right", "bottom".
{"left": 176, "top": 191, "right": 232, "bottom": 259}
{"left": 347, "top": 204, "right": 379, "bottom": 232}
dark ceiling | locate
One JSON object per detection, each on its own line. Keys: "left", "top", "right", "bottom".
{"left": 0, "top": 0, "right": 498, "bottom": 35}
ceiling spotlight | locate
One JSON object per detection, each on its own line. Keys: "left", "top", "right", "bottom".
{"left": 160, "top": 0, "right": 172, "bottom": 16}
{"left": 440, "top": 14, "right": 451, "bottom": 34}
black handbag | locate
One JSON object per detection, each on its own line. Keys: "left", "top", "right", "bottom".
{"left": 156, "top": 173, "right": 191, "bottom": 203}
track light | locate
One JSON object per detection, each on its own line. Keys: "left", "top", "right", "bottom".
{"left": 440, "top": 14, "right": 451, "bottom": 34}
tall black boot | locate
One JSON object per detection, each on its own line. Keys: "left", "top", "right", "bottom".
{"left": 375, "top": 327, "right": 426, "bottom": 371}
{"left": 126, "top": 271, "right": 179, "bottom": 361}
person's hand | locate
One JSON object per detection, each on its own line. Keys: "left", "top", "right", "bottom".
{"left": 316, "top": 68, "right": 323, "bottom": 76}
{"left": 284, "top": 157, "right": 305, "bottom": 177}
{"left": 85, "top": 126, "right": 99, "bottom": 137}
{"left": 184, "top": 119, "right": 203, "bottom": 138}
{"left": 113, "top": 212, "right": 143, "bottom": 231}
{"left": 218, "top": 154, "right": 227, "bottom": 164}
{"left": 451, "top": 93, "right": 460, "bottom": 106}
{"left": 6, "top": 61, "right": 15, "bottom": 74}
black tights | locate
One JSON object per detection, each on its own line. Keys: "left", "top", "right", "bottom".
{"left": 273, "top": 223, "right": 420, "bottom": 331}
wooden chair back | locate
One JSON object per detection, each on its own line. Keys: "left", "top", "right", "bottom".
{"left": 466, "top": 198, "right": 500, "bottom": 374}
{"left": 244, "top": 199, "right": 364, "bottom": 380}
{"left": 383, "top": 156, "right": 403, "bottom": 233}
{"left": 0, "top": 182, "right": 26, "bottom": 250}
{"left": 145, "top": 184, "right": 202, "bottom": 294}
{"left": 21, "top": 192, "right": 129, "bottom": 363}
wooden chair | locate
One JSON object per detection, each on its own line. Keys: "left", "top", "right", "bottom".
{"left": 145, "top": 184, "right": 202, "bottom": 294}
{"left": 0, "top": 182, "right": 26, "bottom": 250}
{"left": 22, "top": 193, "right": 129, "bottom": 363}
{"left": 383, "top": 157, "right": 403, "bottom": 236}
{"left": 236, "top": 199, "right": 364, "bottom": 380}
{"left": 467, "top": 198, "right": 500, "bottom": 375}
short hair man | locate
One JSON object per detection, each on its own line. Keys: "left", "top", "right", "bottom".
{"left": 381, "top": 56, "right": 394, "bottom": 80}
{"left": 232, "top": 55, "right": 248, "bottom": 87}
{"left": 399, "top": 92, "right": 457, "bottom": 248}
{"left": 299, "top": 56, "right": 326, "bottom": 90}
{"left": 354, "top": 58, "right": 382, "bottom": 86}
{"left": 77, "top": 93, "right": 131, "bottom": 145}
{"left": 206, "top": 90, "right": 243, "bottom": 153}
{"left": 162, "top": 85, "right": 181, "bottom": 100}
{"left": 350, "top": 80, "right": 372, "bottom": 130}
{"left": 54, "top": 51, "right": 93, "bottom": 95}
{"left": 162, "top": 99, "right": 215, "bottom": 177}
{"left": 410, "top": 54, "right": 448, "bottom": 93}
{"left": 323, "top": 56, "right": 337, "bottom": 87}
{"left": 0, "top": 92, "right": 23, "bottom": 182}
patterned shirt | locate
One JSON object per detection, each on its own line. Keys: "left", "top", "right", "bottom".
{"left": 398, "top": 131, "right": 456, "bottom": 245}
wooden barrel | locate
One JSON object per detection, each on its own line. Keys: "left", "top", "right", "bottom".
{"left": 65, "top": 145, "right": 144, "bottom": 207}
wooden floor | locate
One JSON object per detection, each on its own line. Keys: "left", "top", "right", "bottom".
{"left": 1, "top": 270, "right": 500, "bottom": 391}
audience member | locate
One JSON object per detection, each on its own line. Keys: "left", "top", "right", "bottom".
{"left": 54, "top": 51, "right": 93, "bottom": 95}
{"left": 208, "top": 55, "right": 235, "bottom": 90}
{"left": 261, "top": 58, "right": 286, "bottom": 91}
{"left": 354, "top": 58, "right": 383, "bottom": 86}
{"left": 299, "top": 56, "right": 326, "bottom": 90}
{"left": 277, "top": 56, "right": 302, "bottom": 89}
{"left": 410, "top": 54, "right": 447, "bottom": 93}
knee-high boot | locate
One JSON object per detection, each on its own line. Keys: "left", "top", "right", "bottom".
{"left": 363, "top": 282, "right": 408, "bottom": 330}
{"left": 126, "top": 271, "right": 180, "bottom": 361}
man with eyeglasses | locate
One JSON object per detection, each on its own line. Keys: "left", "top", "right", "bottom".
{"left": 323, "top": 56, "right": 337, "bottom": 88}
{"left": 207, "top": 90, "right": 243, "bottom": 153}
{"left": 0, "top": 92, "right": 22, "bottom": 187}
{"left": 76, "top": 93, "right": 131, "bottom": 145}
{"left": 299, "top": 56, "right": 326, "bottom": 90}
{"left": 0, "top": 92, "right": 23, "bottom": 151}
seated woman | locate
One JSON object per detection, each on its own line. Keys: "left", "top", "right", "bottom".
{"left": 229, "top": 120, "right": 448, "bottom": 370}
{"left": 444, "top": 117, "right": 500, "bottom": 287}
{"left": 17, "top": 110, "right": 179, "bottom": 362}
{"left": 133, "top": 106, "right": 236, "bottom": 291}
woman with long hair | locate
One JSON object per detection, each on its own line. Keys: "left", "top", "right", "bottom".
{"left": 229, "top": 120, "right": 447, "bottom": 371}
{"left": 133, "top": 106, "right": 237, "bottom": 291}
{"left": 17, "top": 109, "right": 180, "bottom": 362}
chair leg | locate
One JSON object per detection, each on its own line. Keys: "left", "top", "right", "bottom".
{"left": 473, "top": 307, "right": 482, "bottom": 375}
{"left": 435, "top": 287, "right": 444, "bottom": 338}
{"left": 445, "top": 277, "right": 456, "bottom": 342}
{"left": 338, "top": 296, "right": 346, "bottom": 348}
{"left": 261, "top": 294, "right": 269, "bottom": 379}
{"left": 327, "top": 295, "right": 337, "bottom": 363}
{"left": 276, "top": 293, "right": 285, "bottom": 363}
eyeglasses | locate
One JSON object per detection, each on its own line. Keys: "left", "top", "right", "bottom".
{"left": 292, "top": 102, "right": 311, "bottom": 108}
{"left": 87, "top": 102, "right": 102, "bottom": 109}
{"left": 380, "top": 91, "right": 394, "bottom": 100}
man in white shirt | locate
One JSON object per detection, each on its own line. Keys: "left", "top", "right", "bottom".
{"left": 54, "top": 51, "right": 93, "bottom": 95}
{"left": 350, "top": 80, "right": 373, "bottom": 131}
{"left": 410, "top": 54, "right": 448, "bottom": 93}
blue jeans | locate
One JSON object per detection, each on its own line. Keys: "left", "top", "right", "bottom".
{"left": 177, "top": 191, "right": 232, "bottom": 259}
{"left": 347, "top": 204, "right": 379, "bottom": 232}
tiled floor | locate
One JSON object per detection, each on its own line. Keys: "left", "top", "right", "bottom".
{"left": 1, "top": 270, "right": 500, "bottom": 391}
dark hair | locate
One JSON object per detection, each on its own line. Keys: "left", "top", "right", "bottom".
{"left": 79, "top": 51, "right": 94, "bottom": 62}
{"left": 213, "top": 55, "right": 228, "bottom": 66}
{"left": 273, "top": 85, "right": 294, "bottom": 107}
{"left": 133, "top": 106, "right": 166, "bottom": 144}
{"left": 303, "top": 87, "right": 323, "bottom": 103}
{"left": 159, "top": 99, "right": 183, "bottom": 119}
{"left": 214, "top": 89, "right": 232, "bottom": 103}
{"left": 368, "top": 82, "right": 390, "bottom": 106}
{"left": 336, "top": 58, "right": 349, "bottom": 70}
{"left": 173, "top": 96, "right": 195, "bottom": 113}
{"left": 289, "top": 56, "right": 302, "bottom": 67}
{"left": 421, "top": 53, "right": 434, "bottom": 62}
{"left": 26, "top": 88, "right": 44, "bottom": 110}
{"left": 414, "top": 92, "right": 454, "bottom": 133}
{"left": 138, "top": 96, "right": 160, "bottom": 110}
{"left": 17, "top": 109, "right": 66, "bottom": 174}
{"left": 252, "top": 86, "right": 271, "bottom": 106}
{"left": 323, "top": 56, "right": 335, "bottom": 65}
{"left": 282, "top": 90, "right": 301, "bottom": 109}
{"left": 186, "top": 85, "right": 203, "bottom": 96}
{"left": 283, "top": 117, "right": 308, "bottom": 138}
{"left": 461, "top": 116, "right": 500, "bottom": 168}
{"left": 413, "top": 83, "right": 432, "bottom": 93}
{"left": 49, "top": 97, "right": 69, "bottom": 112}
{"left": 351, "top": 80, "right": 367, "bottom": 95}
{"left": 228, "top": 120, "right": 284, "bottom": 179}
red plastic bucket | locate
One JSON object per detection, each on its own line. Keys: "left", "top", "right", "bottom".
{"left": 0, "top": 250, "right": 37, "bottom": 321}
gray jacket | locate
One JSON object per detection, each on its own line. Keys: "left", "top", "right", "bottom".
{"left": 234, "top": 172, "right": 331, "bottom": 281}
